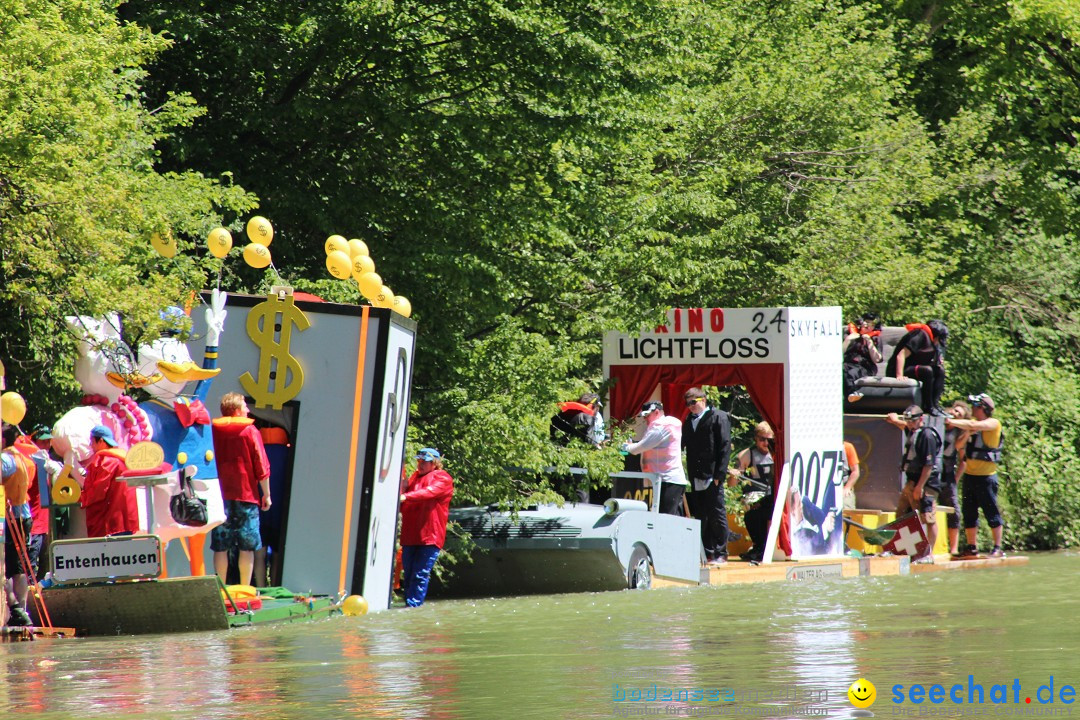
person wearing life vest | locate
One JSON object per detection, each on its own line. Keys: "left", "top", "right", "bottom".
{"left": 947, "top": 393, "right": 1005, "bottom": 558}
{"left": 940, "top": 400, "right": 971, "bottom": 555}
{"left": 2, "top": 423, "right": 35, "bottom": 626}
{"left": 550, "top": 393, "right": 605, "bottom": 447}
{"left": 80, "top": 424, "right": 137, "bottom": 538}
{"left": 728, "top": 421, "right": 776, "bottom": 564}
{"left": 885, "top": 319, "right": 949, "bottom": 415}
{"left": 211, "top": 393, "right": 271, "bottom": 587}
{"left": 885, "top": 405, "right": 942, "bottom": 563}
{"left": 549, "top": 392, "right": 604, "bottom": 502}
{"left": 843, "top": 313, "right": 883, "bottom": 401}
{"left": 621, "top": 401, "right": 689, "bottom": 516}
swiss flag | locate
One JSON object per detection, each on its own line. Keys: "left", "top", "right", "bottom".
{"left": 881, "top": 512, "right": 929, "bottom": 558}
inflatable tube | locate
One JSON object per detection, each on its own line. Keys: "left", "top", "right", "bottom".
{"left": 603, "top": 498, "right": 650, "bottom": 516}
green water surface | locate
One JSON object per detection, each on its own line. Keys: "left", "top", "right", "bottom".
{"left": 3, "top": 553, "right": 1076, "bottom": 719}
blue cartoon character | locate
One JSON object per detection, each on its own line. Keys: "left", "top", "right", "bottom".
{"left": 136, "top": 290, "right": 229, "bottom": 567}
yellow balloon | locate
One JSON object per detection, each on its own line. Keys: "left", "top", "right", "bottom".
{"left": 347, "top": 239, "right": 369, "bottom": 258}
{"left": 246, "top": 216, "right": 274, "bottom": 246}
{"left": 150, "top": 231, "right": 176, "bottom": 259}
{"left": 373, "top": 285, "right": 394, "bottom": 308}
{"left": 243, "top": 242, "right": 272, "bottom": 269}
{"left": 326, "top": 250, "right": 352, "bottom": 279}
{"left": 341, "top": 594, "right": 368, "bottom": 617}
{"left": 1, "top": 391, "right": 27, "bottom": 425}
{"left": 208, "top": 227, "right": 233, "bottom": 258}
{"left": 357, "top": 272, "right": 383, "bottom": 300}
{"left": 391, "top": 295, "right": 412, "bottom": 318}
{"left": 350, "top": 254, "right": 375, "bottom": 280}
{"left": 325, "top": 234, "right": 348, "bottom": 256}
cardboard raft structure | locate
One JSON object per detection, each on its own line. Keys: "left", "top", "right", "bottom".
{"left": 159, "top": 289, "right": 416, "bottom": 613}
{"left": 603, "top": 307, "right": 845, "bottom": 562}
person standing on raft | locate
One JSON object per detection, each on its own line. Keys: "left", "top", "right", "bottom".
{"left": 399, "top": 447, "right": 454, "bottom": 608}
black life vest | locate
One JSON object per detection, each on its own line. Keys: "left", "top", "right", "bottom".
{"left": 748, "top": 447, "right": 774, "bottom": 497}
{"left": 967, "top": 428, "right": 1004, "bottom": 464}
{"left": 901, "top": 426, "right": 942, "bottom": 476}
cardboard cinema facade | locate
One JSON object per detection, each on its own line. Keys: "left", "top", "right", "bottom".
{"left": 603, "top": 307, "right": 845, "bottom": 561}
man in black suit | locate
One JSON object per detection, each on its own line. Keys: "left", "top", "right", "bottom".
{"left": 681, "top": 387, "right": 733, "bottom": 565}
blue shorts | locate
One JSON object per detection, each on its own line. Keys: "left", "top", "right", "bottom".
{"left": 210, "top": 500, "right": 262, "bottom": 553}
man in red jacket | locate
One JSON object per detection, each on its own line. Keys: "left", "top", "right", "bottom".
{"left": 399, "top": 447, "right": 454, "bottom": 607}
{"left": 211, "top": 393, "right": 271, "bottom": 586}
{"left": 81, "top": 425, "right": 137, "bottom": 537}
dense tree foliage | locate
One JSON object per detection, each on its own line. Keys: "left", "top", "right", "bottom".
{"left": 5, "top": 0, "right": 1080, "bottom": 547}
{"left": 0, "top": 0, "right": 256, "bottom": 413}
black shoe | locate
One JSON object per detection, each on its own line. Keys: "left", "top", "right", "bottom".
{"left": 989, "top": 546, "right": 1005, "bottom": 558}
{"left": 7, "top": 605, "right": 32, "bottom": 627}
{"left": 959, "top": 544, "right": 978, "bottom": 558}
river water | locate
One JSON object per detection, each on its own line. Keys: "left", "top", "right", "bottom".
{"left": 3, "top": 553, "right": 1077, "bottom": 719}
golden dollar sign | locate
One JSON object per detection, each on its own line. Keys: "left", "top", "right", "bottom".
{"left": 240, "top": 294, "right": 311, "bottom": 409}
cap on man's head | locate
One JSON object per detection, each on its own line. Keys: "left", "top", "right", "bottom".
{"left": 31, "top": 424, "right": 53, "bottom": 441}
{"left": 639, "top": 401, "right": 663, "bottom": 417}
{"left": 90, "top": 425, "right": 118, "bottom": 447}
{"left": 416, "top": 447, "right": 441, "bottom": 461}
{"left": 902, "top": 404, "right": 924, "bottom": 420}
{"left": 968, "top": 393, "right": 995, "bottom": 412}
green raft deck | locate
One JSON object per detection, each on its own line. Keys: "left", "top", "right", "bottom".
{"left": 226, "top": 592, "right": 341, "bottom": 628}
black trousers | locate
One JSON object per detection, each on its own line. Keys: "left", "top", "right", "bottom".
{"left": 744, "top": 496, "right": 775, "bottom": 560}
{"left": 905, "top": 364, "right": 944, "bottom": 411}
{"left": 659, "top": 483, "right": 686, "bottom": 516}
{"left": 687, "top": 481, "right": 729, "bottom": 559}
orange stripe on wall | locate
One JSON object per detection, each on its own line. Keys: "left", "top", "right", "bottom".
{"left": 339, "top": 306, "right": 370, "bottom": 594}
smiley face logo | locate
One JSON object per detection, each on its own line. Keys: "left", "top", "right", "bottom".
{"left": 848, "top": 678, "right": 876, "bottom": 708}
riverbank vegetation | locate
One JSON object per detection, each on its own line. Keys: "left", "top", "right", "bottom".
{"left": 2, "top": 0, "right": 1079, "bottom": 549}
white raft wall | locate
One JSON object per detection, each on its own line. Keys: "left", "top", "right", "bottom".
{"left": 172, "top": 291, "right": 415, "bottom": 612}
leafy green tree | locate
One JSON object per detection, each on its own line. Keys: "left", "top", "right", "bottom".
{"left": 0, "top": 0, "right": 255, "bottom": 422}
{"left": 121, "top": 0, "right": 964, "bottom": 505}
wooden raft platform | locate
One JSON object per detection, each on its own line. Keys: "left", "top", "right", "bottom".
{"left": 651, "top": 553, "right": 1028, "bottom": 589}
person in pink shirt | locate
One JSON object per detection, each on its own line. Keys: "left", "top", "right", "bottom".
{"left": 399, "top": 447, "right": 454, "bottom": 607}
{"left": 622, "top": 401, "right": 689, "bottom": 515}
{"left": 211, "top": 393, "right": 270, "bottom": 586}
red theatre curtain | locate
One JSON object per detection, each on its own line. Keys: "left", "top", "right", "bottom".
{"left": 608, "top": 362, "right": 791, "bottom": 555}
